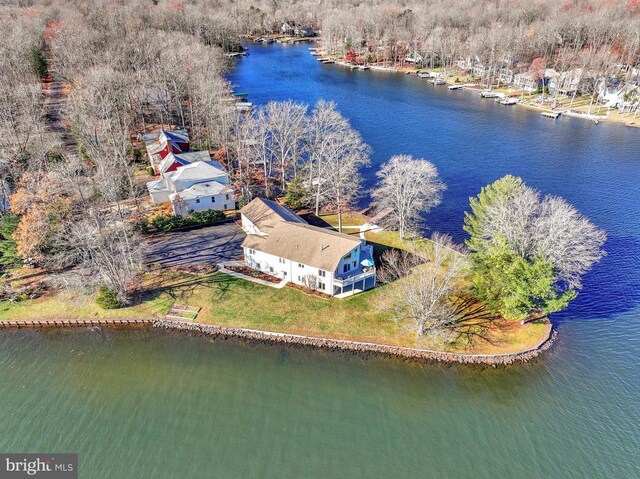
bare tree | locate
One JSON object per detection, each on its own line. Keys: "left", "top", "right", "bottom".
{"left": 51, "top": 211, "right": 143, "bottom": 304}
{"left": 378, "top": 233, "right": 469, "bottom": 341}
{"left": 261, "top": 101, "right": 308, "bottom": 190}
{"left": 304, "top": 100, "right": 370, "bottom": 229}
{"left": 466, "top": 175, "right": 606, "bottom": 293}
{"left": 371, "top": 155, "right": 445, "bottom": 240}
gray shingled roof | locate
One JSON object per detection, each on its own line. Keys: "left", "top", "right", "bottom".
{"left": 240, "top": 198, "right": 306, "bottom": 234}
{"left": 242, "top": 222, "right": 361, "bottom": 272}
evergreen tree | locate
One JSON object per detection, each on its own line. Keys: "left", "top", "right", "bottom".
{"left": 464, "top": 176, "right": 604, "bottom": 320}
{"left": 29, "top": 45, "right": 48, "bottom": 78}
{"left": 0, "top": 213, "right": 22, "bottom": 268}
{"left": 283, "top": 177, "right": 308, "bottom": 209}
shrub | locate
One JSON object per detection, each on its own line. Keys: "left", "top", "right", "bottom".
{"left": 29, "top": 46, "right": 48, "bottom": 78}
{"left": 47, "top": 151, "right": 64, "bottom": 164}
{"left": 132, "top": 218, "right": 150, "bottom": 234}
{"left": 140, "top": 210, "right": 226, "bottom": 235}
{"left": 190, "top": 209, "right": 225, "bottom": 224}
{"left": 146, "top": 166, "right": 155, "bottom": 176}
{"left": 150, "top": 214, "right": 187, "bottom": 233}
{"left": 96, "top": 286, "right": 124, "bottom": 309}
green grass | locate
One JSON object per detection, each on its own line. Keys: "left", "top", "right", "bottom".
{"left": 0, "top": 291, "right": 169, "bottom": 320}
{"left": 0, "top": 270, "right": 550, "bottom": 354}
{"left": 318, "top": 213, "right": 367, "bottom": 228}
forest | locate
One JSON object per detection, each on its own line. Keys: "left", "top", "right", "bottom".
{"left": 0, "top": 0, "right": 617, "bottom": 324}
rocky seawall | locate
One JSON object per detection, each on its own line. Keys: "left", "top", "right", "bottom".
{"left": 154, "top": 319, "right": 556, "bottom": 365}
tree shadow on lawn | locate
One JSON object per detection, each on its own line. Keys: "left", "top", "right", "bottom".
{"left": 131, "top": 272, "right": 241, "bottom": 310}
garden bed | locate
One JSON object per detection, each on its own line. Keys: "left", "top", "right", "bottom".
{"left": 225, "top": 266, "right": 281, "bottom": 283}
{"left": 286, "top": 282, "right": 332, "bottom": 299}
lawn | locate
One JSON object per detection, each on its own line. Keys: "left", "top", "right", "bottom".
{"left": 0, "top": 270, "right": 550, "bottom": 355}
{"left": 317, "top": 212, "right": 368, "bottom": 228}
{"left": 317, "top": 212, "right": 433, "bottom": 260}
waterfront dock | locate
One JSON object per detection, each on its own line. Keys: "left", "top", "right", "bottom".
{"left": 0, "top": 318, "right": 155, "bottom": 328}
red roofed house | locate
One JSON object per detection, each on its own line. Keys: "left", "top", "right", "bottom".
{"left": 142, "top": 129, "right": 190, "bottom": 174}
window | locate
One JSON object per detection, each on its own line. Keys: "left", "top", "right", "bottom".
{"left": 353, "top": 261, "right": 357, "bottom": 268}
{"left": 344, "top": 252, "right": 352, "bottom": 260}
{"left": 226, "top": 194, "right": 230, "bottom": 200}
{"left": 269, "top": 266, "right": 274, "bottom": 273}
{"left": 249, "top": 249, "right": 255, "bottom": 255}
{"left": 297, "top": 276, "right": 302, "bottom": 282}
{"left": 298, "top": 263, "right": 305, "bottom": 268}
{"left": 195, "top": 199, "right": 200, "bottom": 204}
{"left": 343, "top": 263, "right": 350, "bottom": 273}
{"left": 211, "top": 197, "right": 216, "bottom": 203}
{"left": 279, "top": 258, "right": 286, "bottom": 264}
{"left": 318, "top": 282, "right": 326, "bottom": 290}
{"left": 224, "top": 204, "right": 228, "bottom": 209}
{"left": 318, "top": 270, "right": 326, "bottom": 277}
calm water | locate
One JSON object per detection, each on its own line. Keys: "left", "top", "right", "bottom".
{"left": 1, "top": 44, "right": 639, "bottom": 478}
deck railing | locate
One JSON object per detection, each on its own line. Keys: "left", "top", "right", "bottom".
{"left": 333, "top": 269, "right": 375, "bottom": 286}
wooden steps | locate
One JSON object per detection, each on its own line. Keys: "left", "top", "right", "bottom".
{"left": 164, "top": 303, "right": 201, "bottom": 322}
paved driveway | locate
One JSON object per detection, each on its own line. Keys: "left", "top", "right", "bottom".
{"left": 144, "top": 221, "right": 246, "bottom": 266}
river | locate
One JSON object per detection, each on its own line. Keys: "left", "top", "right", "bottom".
{"left": 0, "top": 43, "right": 639, "bottom": 478}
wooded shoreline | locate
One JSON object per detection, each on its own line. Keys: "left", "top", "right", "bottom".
{"left": 248, "top": 38, "right": 640, "bottom": 129}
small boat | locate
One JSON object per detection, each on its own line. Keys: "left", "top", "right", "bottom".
{"left": 499, "top": 98, "right": 518, "bottom": 105}
{"left": 480, "top": 90, "right": 500, "bottom": 98}
{"left": 433, "top": 78, "right": 447, "bottom": 85}
{"left": 358, "top": 65, "right": 370, "bottom": 70}
{"left": 541, "top": 111, "right": 560, "bottom": 119}
{"left": 448, "top": 85, "right": 463, "bottom": 90}
{"left": 417, "top": 72, "right": 432, "bottom": 78}
{"left": 310, "top": 51, "right": 322, "bottom": 56}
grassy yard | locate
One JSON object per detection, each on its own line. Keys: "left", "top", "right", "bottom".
{"left": 0, "top": 270, "right": 549, "bottom": 355}
{"left": 0, "top": 211, "right": 549, "bottom": 355}
{"left": 317, "top": 212, "right": 368, "bottom": 228}
{"left": 317, "top": 213, "right": 432, "bottom": 259}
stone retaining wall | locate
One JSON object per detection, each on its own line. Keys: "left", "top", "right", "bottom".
{"left": 154, "top": 319, "right": 556, "bottom": 365}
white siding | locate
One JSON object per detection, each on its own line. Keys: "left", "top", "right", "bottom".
{"left": 172, "top": 192, "right": 232, "bottom": 216}
{"left": 150, "top": 190, "right": 171, "bottom": 204}
{"left": 241, "top": 214, "right": 264, "bottom": 236}
{"left": 243, "top": 248, "right": 334, "bottom": 294}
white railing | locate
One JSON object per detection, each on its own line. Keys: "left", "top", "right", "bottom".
{"left": 333, "top": 269, "right": 375, "bottom": 286}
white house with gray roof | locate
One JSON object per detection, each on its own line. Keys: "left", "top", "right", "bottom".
{"left": 146, "top": 159, "right": 234, "bottom": 216}
{"left": 240, "top": 198, "right": 376, "bottom": 297}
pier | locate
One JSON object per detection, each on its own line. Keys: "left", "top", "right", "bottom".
{"left": 0, "top": 318, "right": 155, "bottom": 328}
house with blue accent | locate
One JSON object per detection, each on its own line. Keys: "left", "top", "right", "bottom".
{"left": 240, "top": 198, "right": 376, "bottom": 298}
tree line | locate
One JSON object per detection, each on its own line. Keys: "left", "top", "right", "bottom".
{"left": 0, "top": 1, "right": 608, "bottom": 335}
{"left": 0, "top": 0, "right": 242, "bottom": 304}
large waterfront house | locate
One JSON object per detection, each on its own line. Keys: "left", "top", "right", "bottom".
{"left": 513, "top": 72, "right": 539, "bottom": 92}
{"left": 240, "top": 198, "right": 376, "bottom": 298}
{"left": 146, "top": 159, "right": 234, "bottom": 216}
